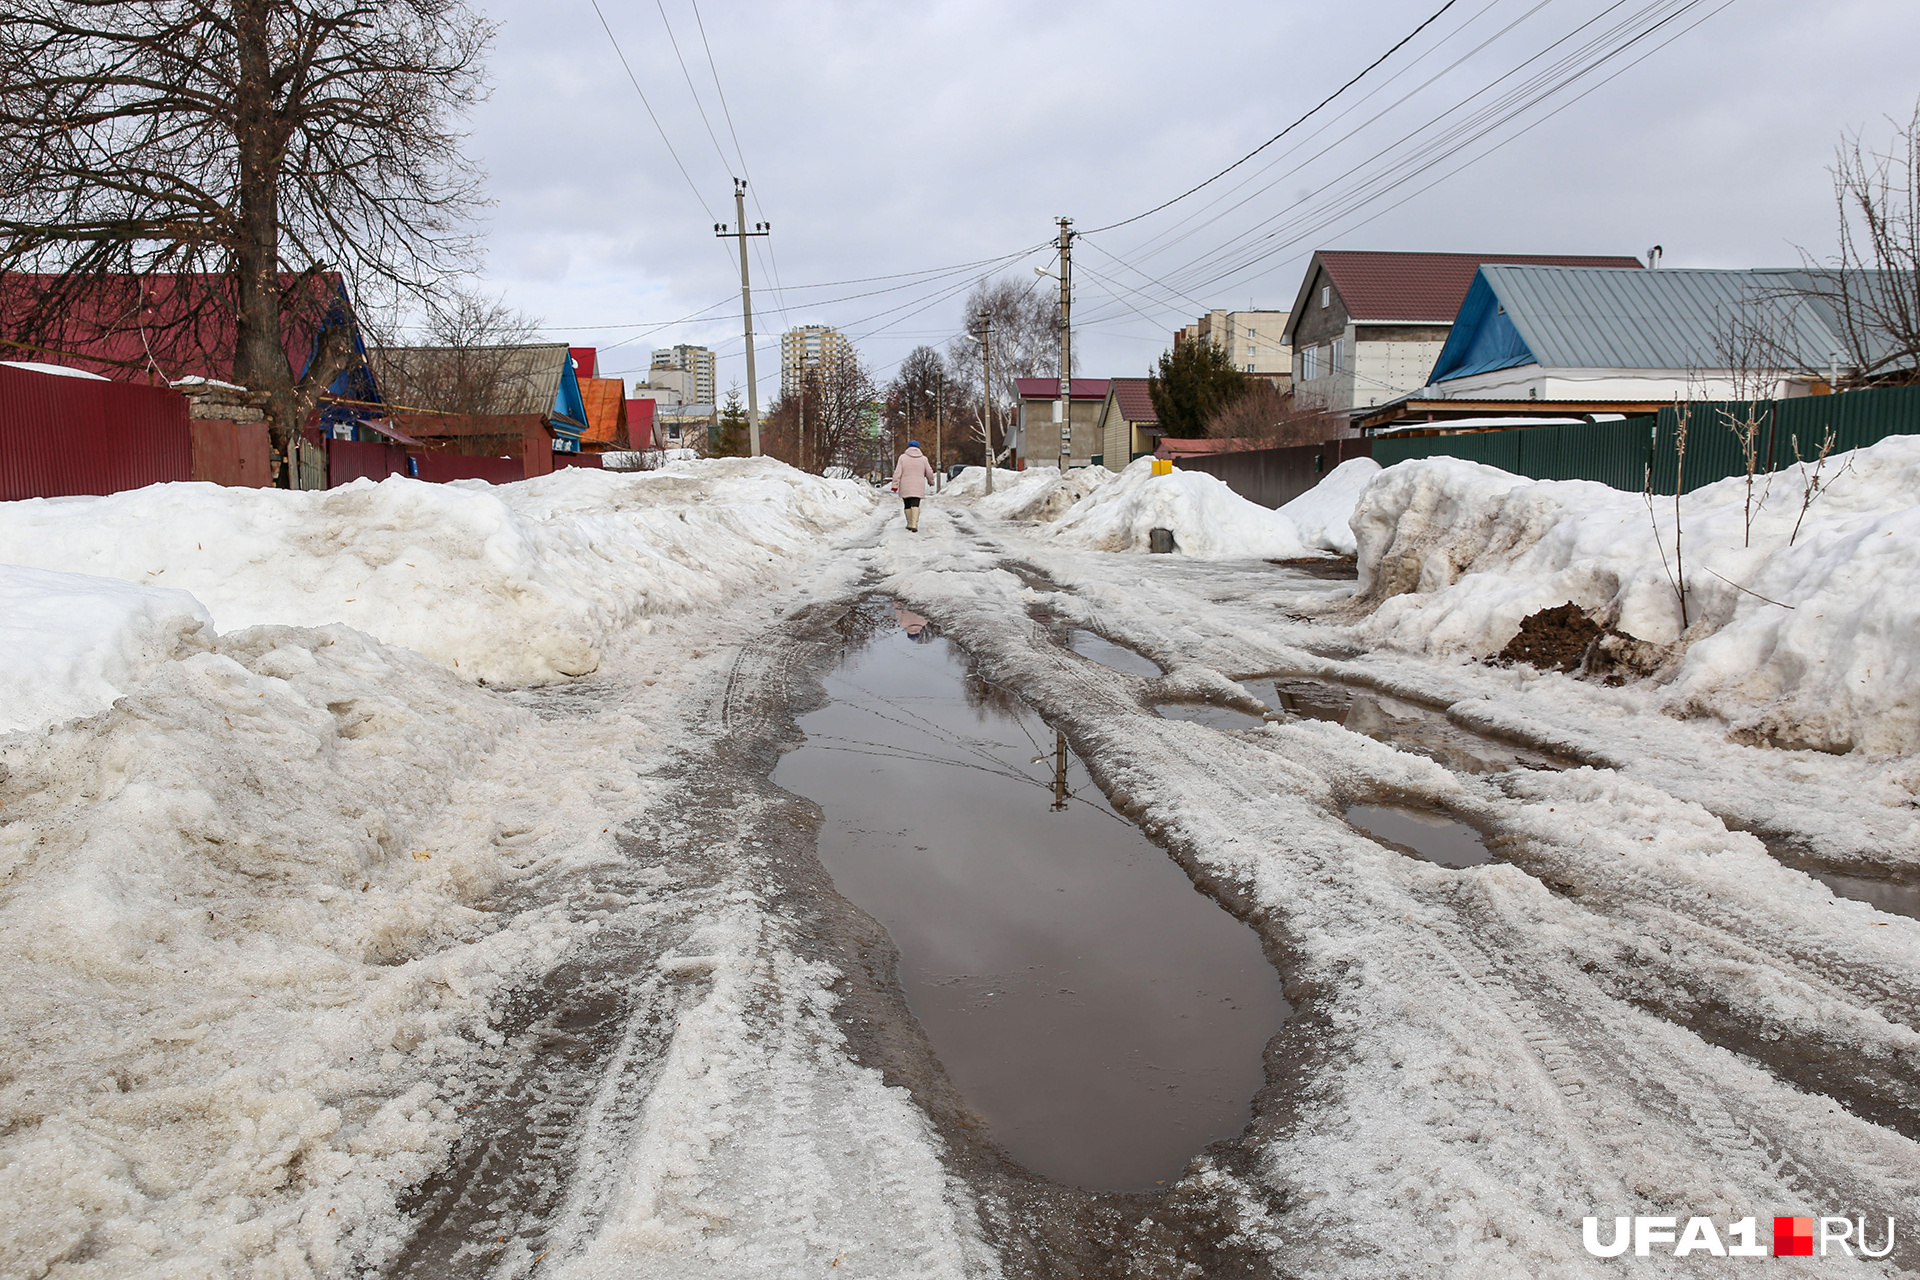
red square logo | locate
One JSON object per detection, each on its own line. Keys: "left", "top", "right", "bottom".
{"left": 1775, "top": 1217, "right": 1815, "bottom": 1256}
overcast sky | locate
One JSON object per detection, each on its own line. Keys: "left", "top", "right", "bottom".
{"left": 458, "top": 0, "right": 1920, "bottom": 402}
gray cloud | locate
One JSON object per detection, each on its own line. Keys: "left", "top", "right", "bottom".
{"left": 459, "top": 0, "right": 1920, "bottom": 395}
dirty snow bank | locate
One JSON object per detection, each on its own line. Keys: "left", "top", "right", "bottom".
{"left": 1275, "top": 456, "right": 1380, "bottom": 555}
{"left": 940, "top": 464, "right": 1026, "bottom": 498}
{"left": 0, "top": 457, "right": 873, "bottom": 690}
{"left": 975, "top": 463, "right": 1116, "bottom": 521}
{"left": 1352, "top": 437, "right": 1920, "bottom": 754}
{"left": 1044, "top": 456, "right": 1313, "bottom": 558}
{"left": 0, "top": 622, "right": 625, "bottom": 1275}
{"left": 0, "top": 565, "right": 215, "bottom": 733}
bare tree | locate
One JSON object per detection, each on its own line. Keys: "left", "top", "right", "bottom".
{"left": 368, "top": 287, "right": 543, "bottom": 415}
{"left": 761, "top": 352, "right": 874, "bottom": 473}
{"left": 946, "top": 274, "right": 1066, "bottom": 426}
{"left": 1205, "top": 381, "right": 1342, "bottom": 447}
{"left": 0, "top": 0, "right": 494, "bottom": 482}
{"left": 1807, "top": 102, "right": 1920, "bottom": 386}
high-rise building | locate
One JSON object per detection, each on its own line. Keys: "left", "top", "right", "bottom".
{"left": 650, "top": 344, "right": 715, "bottom": 406}
{"left": 779, "top": 324, "right": 851, "bottom": 398}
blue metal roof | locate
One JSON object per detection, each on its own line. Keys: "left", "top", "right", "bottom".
{"left": 1430, "top": 266, "right": 1845, "bottom": 383}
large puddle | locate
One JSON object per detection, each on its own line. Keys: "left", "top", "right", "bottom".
{"left": 774, "top": 602, "right": 1288, "bottom": 1190}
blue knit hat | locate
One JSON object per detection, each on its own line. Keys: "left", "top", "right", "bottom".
{"left": 908, "top": 440, "right": 920, "bottom": 448}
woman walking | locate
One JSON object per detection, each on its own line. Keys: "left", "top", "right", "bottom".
{"left": 891, "top": 440, "right": 936, "bottom": 532}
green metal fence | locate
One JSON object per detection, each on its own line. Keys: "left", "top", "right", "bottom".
{"left": 1370, "top": 385, "right": 1920, "bottom": 495}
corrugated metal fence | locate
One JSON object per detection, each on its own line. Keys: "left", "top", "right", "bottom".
{"left": 1371, "top": 385, "right": 1920, "bottom": 495}
{"left": 1, "top": 364, "right": 191, "bottom": 500}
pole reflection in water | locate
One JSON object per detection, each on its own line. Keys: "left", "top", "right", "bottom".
{"left": 773, "top": 599, "right": 1289, "bottom": 1190}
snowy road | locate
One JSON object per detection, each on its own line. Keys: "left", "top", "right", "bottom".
{"left": 5, "top": 462, "right": 1918, "bottom": 1278}
{"left": 367, "top": 494, "right": 1920, "bottom": 1278}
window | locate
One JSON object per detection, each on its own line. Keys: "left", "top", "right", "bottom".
{"left": 1320, "top": 285, "right": 1330, "bottom": 309}
{"left": 1246, "top": 363, "right": 1256, "bottom": 373}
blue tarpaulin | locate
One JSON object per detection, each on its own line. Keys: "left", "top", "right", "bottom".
{"left": 1428, "top": 271, "right": 1537, "bottom": 384}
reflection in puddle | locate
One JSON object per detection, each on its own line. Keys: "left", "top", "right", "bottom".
{"left": 1814, "top": 871, "right": 1920, "bottom": 922}
{"left": 1157, "top": 703, "right": 1267, "bottom": 730}
{"left": 1250, "top": 677, "right": 1562, "bottom": 774}
{"left": 774, "top": 602, "right": 1287, "bottom": 1190}
{"left": 1069, "top": 629, "right": 1162, "bottom": 677}
{"left": 1345, "top": 804, "right": 1492, "bottom": 868}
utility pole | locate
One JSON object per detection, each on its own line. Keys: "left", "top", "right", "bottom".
{"left": 933, "top": 374, "right": 943, "bottom": 492}
{"left": 715, "top": 179, "right": 769, "bottom": 456}
{"left": 1054, "top": 216, "right": 1074, "bottom": 472}
{"left": 974, "top": 311, "right": 996, "bottom": 495}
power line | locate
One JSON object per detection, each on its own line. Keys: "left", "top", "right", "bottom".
{"left": 653, "top": 0, "right": 737, "bottom": 178}
{"left": 1084, "top": 0, "right": 1463, "bottom": 235}
{"left": 586, "top": 0, "right": 723, "bottom": 229}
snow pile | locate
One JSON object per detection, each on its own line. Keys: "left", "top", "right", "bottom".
{"left": 1275, "top": 456, "right": 1380, "bottom": 555}
{"left": 976, "top": 463, "right": 1117, "bottom": 522}
{"left": 1043, "top": 456, "right": 1313, "bottom": 558}
{"left": 0, "top": 457, "right": 873, "bottom": 691}
{"left": 0, "top": 566, "right": 215, "bottom": 733}
{"left": 0, "top": 622, "right": 619, "bottom": 1273}
{"left": 1352, "top": 436, "right": 1920, "bottom": 754}
{"left": 940, "top": 464, "right": 1027, "bottom": 500}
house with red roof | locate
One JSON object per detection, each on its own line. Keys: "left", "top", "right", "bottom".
{"left": 1280, "top": 251, "right": 1645, "bottom": 419}
{"left": 1014, "top": 376, "right": 1109, "bottom": 469}
{"left": 1093, "top": 377, "right": 1160, "bottom": 465}
{"left": 0, "top": 271, "right": 383, "bottom": 439}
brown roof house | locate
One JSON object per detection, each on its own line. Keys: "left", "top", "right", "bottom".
{"left": 369, "top": 342, "right": 588, "bottom": 476}
{"left": 1280, "top": 251, "right": 1646, "bottom": 418}
{"left": 1093, "top": 377, "right": 1160, "bottom": 465}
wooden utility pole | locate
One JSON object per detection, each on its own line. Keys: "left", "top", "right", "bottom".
{"left": 933, "top": 374, "right": 944, "bottom": 492}
{"left": 715, "top": 179, "right": 770, "bottom": 456}
{"left": 976, "top": 312, "right": 996, "bottom": 494}
{"left": 1054, "top": 217, "right": 1074, "bottom": 472}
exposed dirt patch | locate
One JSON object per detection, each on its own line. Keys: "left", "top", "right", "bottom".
{"left": 1265, "top": 555, "right": 1358, "bottom": 580}
{"left": 1495, "top": 603, "right": 1666, "bottom": 684}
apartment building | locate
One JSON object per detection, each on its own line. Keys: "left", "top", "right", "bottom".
{"left": 649, "top": 344, "right": 715, "bottom": 406}
{"left": 780, "top": 324, "right": 852, "bottom": 398}
{"left": 1176, "top": 309, "right": 1292, "bottom": 386}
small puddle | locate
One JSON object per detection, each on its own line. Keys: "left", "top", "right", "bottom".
{"left": 1738, "top": 831, "right": 1920, "bottom": 923}
{"left": 1345, "top": 804, "right": 1492, "bottom": 868}
{"left": 1069, "top": 629, "right": 1163, "bottom": 677}
{"left": 1813, "top": 870, "right": 1920, "bottom": 922}
{"left": 1157, "top": 703, "right": 1267, "bottom": 730}
{"left": 1251, "top": 677, "right": 1562, "bottom": 773}
{"left": 774, "top": 601, "right": 1288, "bottom": 1191}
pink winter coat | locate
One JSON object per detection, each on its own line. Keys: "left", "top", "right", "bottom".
{"left": 892, "top": 446, "right": 936, "bottom": 498}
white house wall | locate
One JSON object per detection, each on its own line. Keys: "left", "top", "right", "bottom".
{"left": 1351, "top": 338, "right": 1447, "bottom": 409}
{"left": 1431, "top": 365, "right": 1810, "bottom": 402}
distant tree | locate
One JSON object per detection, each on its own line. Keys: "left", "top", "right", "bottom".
{"left": 946, "top": 274, "right": 1069, "bottom": 433}
{"left": 369, "top": 287, "right": 543, "bottom": 415}
{"left": 1150, "top": 339, "right": 1247, "bottom": 438}
{"left": 759, "top": 352, "right": 873, "bottom": 472}
{"left": 884, "top": 344, "right": 949, "bottom": 461}
{"left": 712, "top": 383, "right": 750, "bottom": 457}
{"left": 1206, "top": 381, "right": 1343, "bottom": 447}
{"left": 0, "top": 0, "right": 493, "bottom": 484}
{"left": 1811, "top": 101, "right": 1920, "bottom": 385}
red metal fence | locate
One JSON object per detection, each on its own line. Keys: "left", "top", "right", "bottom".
{"left": 0, "top": 363, "right": 191, "bottom": 500}
{"left": 327, "top": 436, "right": 410, "bottom": 487}
{"left": 411, "top": 452, "right": 523, "bottom": 485}
{"left": 2, "top": 361, "right": 606, "bottom": 497}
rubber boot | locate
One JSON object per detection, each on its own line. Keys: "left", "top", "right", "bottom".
{"left": 906, "top": 505, "right": 920, "bottom": 532}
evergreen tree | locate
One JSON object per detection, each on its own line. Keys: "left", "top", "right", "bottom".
{"left": 713, "top": 384, "right": 750, "bottom": 457}
{"left": 1148, "top": 340, "right": 1248, "bottom": 438}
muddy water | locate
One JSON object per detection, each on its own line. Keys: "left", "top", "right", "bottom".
{"left": 1813, "top": 871, "right": 1920, "bottom": 921}
{"left": 1068, "top": 629, "right": 1162, "bottom": 677}
{"left": 774, "top": 605, "right": 1288, "bottom": 1191}
{"left": 1346, "top": 804, "right": 1492, "bottom": 868}
{"left": 1250, "top": 677, "right": 1564, "bottom": 773}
